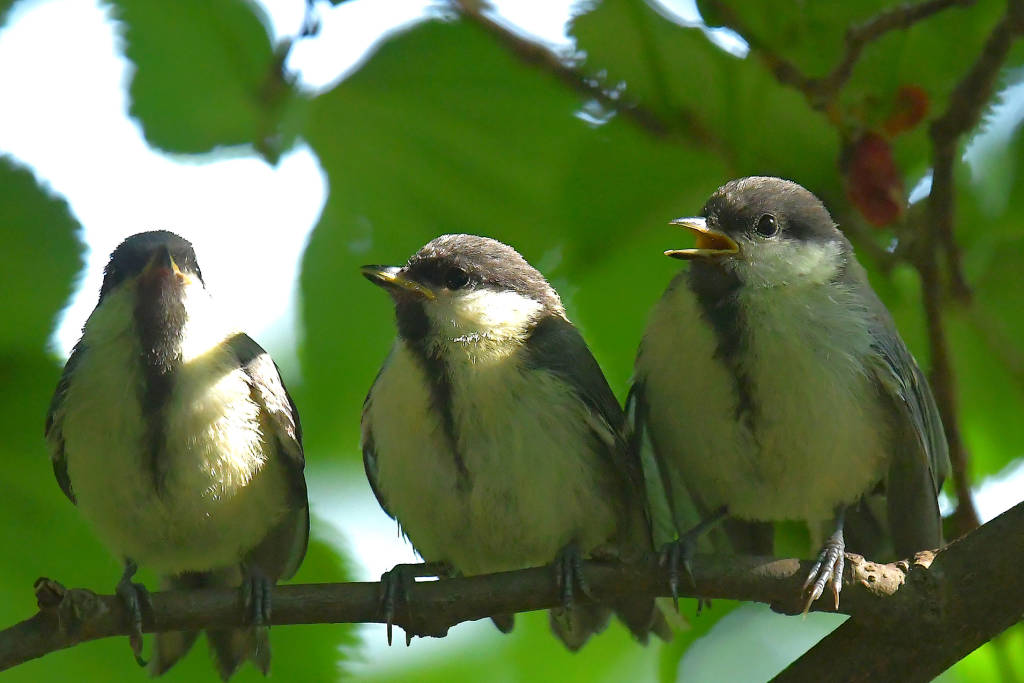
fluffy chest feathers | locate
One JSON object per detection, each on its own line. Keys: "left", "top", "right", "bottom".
{"left": 366, "top": 336, "right": 621, "bottom": 576}
{"left": 59, "top": 283, "right": 289, "bottom": 573}
{"left": 639, "top": 270, "right": 890, "bottom": 524}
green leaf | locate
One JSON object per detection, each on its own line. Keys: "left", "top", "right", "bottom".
{"left": 570, "top": 0, "right": 839, "bottom": 189}
{"left": 107, "top": 0, "right": 299, "bottom": 161}
{"left": 0, "top": 156, "right": 83, "bottom": 353}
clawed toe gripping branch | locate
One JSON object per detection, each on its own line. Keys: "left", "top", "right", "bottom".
{"left": 2, "top": 500, "right": 1021, "bottom": 680}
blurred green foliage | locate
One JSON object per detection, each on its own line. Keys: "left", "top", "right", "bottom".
{"left": 1, "top": 0, "right": 1022, "bottom": 680}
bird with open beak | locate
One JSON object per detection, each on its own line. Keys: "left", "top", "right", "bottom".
{"left": 46, "top": 231, "right": 308, "bottom": 679}
{"left": 361, "top": 234, "right": 668, "bottom": 649}
{"left": 631, "top": 177, "right": 948, "bottom": 610}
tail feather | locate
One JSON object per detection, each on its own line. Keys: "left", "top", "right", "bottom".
{"left": 548, "top": 604, "right": 610, "bottom": 651}
{"left": 490, "top": 613, "right": 515, "bottom": 633}
{"left": 207, "top": 626, "right": 271, "bottom": 681}
{"left": 613, "top": 597, "right": 673, "bottom": 644}
{"left": 150, "top": 630, "right": 200, "bottom": 676}
{"left": 149, "top": 572, "right": 207, "bottom": 676}
{"left": 150, "top": 569, "right": 271, "bottom": 680}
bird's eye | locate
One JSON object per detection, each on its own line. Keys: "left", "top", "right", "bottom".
{"left": 444, "top": 267, "right": 469, "bottom": 290}
{"left": 755, "top": 214, "right": 778, "bottom": 237}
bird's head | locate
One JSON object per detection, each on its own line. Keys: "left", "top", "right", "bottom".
{"left": 666, "top": 177, "right": 850, "bottom": 289}
{"left": 363, "top": 234, "right": 563, "bottom": 354}
{"left": 100, "top": 230, "right": 204, "bottom": 304}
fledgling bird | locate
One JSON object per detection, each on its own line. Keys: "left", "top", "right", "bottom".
{"left": 631, "top": 177, "right": 948, "bottom": 609}
{"left": 46, "top": 231, "right": 309, "bottom": 679}
{"left": 361, "top": 234, "right": 667, "bottom": 649}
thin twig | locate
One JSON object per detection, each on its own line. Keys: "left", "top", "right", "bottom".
{"left": 928, "top": 0, "right": 1024, "bottom": 300}
{"left": 704, "top": 0, "right": 974, "bottom": 110}
{"left": 921, "top": 0, "right": 1024, "bottom": 536}
{"left": 451, "top": 0, "right": 731, "bottom": 156}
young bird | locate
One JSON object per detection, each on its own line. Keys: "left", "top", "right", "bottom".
{"left": 632, "top": 177, "right": 948, "bottom": 610}
{"left": 46, "top": 231, "right": 309, "bottom": 679}
{"left": 361, "top": 234, "right": 666, "bottom": 649}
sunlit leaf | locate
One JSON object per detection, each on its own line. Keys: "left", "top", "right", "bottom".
{"left": 107, "top": 0, "right": 298, "bottom": 161}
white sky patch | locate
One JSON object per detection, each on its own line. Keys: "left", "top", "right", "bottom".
{"left": 652, "top": 0, "right": 750, "bottom": 57}
{"left": 269, "top": 0, "right": 437, "bottom": 92}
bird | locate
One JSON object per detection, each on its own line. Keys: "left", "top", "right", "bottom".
{"left": 45, "top": 230, "right": 309, "bottom": 679}
{"left": 631, "top": 177, "right": 948, "bottom": 610}
{"left": 360, "top": 233, "right": 668, "bottom": 649}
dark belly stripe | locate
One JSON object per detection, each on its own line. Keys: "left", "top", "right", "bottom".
{"left": 686, "top": 263, "right": 758, "bottom": 436}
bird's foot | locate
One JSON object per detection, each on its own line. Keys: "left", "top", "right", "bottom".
{"left": 661, "top": 507, "right": 727, "bottom": 612}
{"left": 379, "top": 562, "right": 452, "bottom": 646}
{"left": 242, "top": 564, "right": 273, "bottom": 627}
{"left": 553, "top": 542, "right": 594, "bottom": 614}
{"left": 802, "top": 531, "right": 845, "bottom": 613}
{"left": 115, "top": 561, "right": 151, "bottom": 666}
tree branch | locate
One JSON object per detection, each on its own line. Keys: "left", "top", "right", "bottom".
{"left": 928, "top": 0, "right": 1024, "bottom": 302}
{"left": 704, "top": 0, "right": 974, "bottom": 110}
{"left": 920, "top": 0, "right": 1024, "bottom": 536}
{"left": 4, "top": 501, "right": 1023, "bottom": 675}
{"left": 774, "top": 498, "right": 1024, "bottom": 681}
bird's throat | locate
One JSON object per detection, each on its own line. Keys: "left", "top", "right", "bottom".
{"left": 134, "top": 277, "right": 187, "bottom": 495}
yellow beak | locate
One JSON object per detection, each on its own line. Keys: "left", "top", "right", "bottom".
{"left": 664, "top": 217, "right": 739, "bottom": 260}
{"left": 361, "top": 265, "right": 436, "bottom": 300}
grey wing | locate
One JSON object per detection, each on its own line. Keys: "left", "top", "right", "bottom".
{"left": 524, "top": 317, "right": 658, "bottom": 548}
{"left": 525, "top": 316, "right": 630, "bottom": 472}
{"left": 624, "top": 381, "right": 677, "bottom": 547}
{"left": 360, "top": 354, "right": 395, "bottom": 520}
{"left": 45, "top": 343, "right": 86, "bottom": 504}
{"left": 865, "top": 302, "right": 948, "bottom": 555}
{"left": 361, "top": 406, "right": 392, "bottom": 520}
{"left": 226, "top": 333, "right": 309, "bottom": 579}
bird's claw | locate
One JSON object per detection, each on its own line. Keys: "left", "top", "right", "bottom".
{"left": 802, "top": 535, "right": 845, "bottom": 614}
{"left": 661, "top": 508, "right": 726, "bottom": 613}
{"left": 553, "top": 543, "right": 594, "bottom": 613}
{"left": 115, "top": 563, "right": 151, "bottom": 667}
{"left": 659, "top": 537, "right": 696, "bottom": 612}
{"left": 379, "top": 562, "right": 451, "bottom": 646}
{"left": 242, "top": 566, "right": 273, "bottom": 626}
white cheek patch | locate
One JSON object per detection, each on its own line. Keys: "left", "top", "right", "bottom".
{"left": 427, "top": 288, "right": 543, "bottom": 355}
{"left": 739, "top": 239, "right": 843, "bottom": 288}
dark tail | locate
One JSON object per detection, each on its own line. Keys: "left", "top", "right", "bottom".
{"left": 206, "top": 626, "right": 271, "bottom": 680}
{"left": 150, "top": 569, "right": 269, "bottom": 680}
{"left": 614, "top": 597, "right": 672, "bottom": 644}
{"left": 548, "top": 604, "right": 611, "bottom": 651}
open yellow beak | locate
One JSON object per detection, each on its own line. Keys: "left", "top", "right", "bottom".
{"left": 664, "top": 217, "right": 739, "bottom": 260}
{"left": 360, "top": 265, "right": 436, "bottom": 300}
{"left": 143, "top": 246, "right": 191, "bottom": 282}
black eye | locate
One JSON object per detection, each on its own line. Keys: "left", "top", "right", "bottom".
{"left": 444, "top": 267, "right": 469, "bottom": 290}
{"left": 755, "top": 214, "right": 778, "bottom": 237}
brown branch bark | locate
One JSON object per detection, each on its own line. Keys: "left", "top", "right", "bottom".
{"left": 774, "top": 498, "right": 1024, "bottom": 682}
{"left": 3, "top": 501, "right": 1023, "bottom": 675}
{"left": 920, "top": 0, "right": 1024, "bottom": 536}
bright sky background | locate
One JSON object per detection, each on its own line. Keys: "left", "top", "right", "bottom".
{"left": 0, "top": 0, "right": 1021, "bottom": 679}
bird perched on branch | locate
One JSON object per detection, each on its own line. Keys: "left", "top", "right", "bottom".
{"left": 631, "top": 177, "right": 948, "bottom": 610}
{"left": 361, "top": 234, "right": 668, "bottom": 649}
{"left": 46, "top": 231, "right": 309, "bottom": 679}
